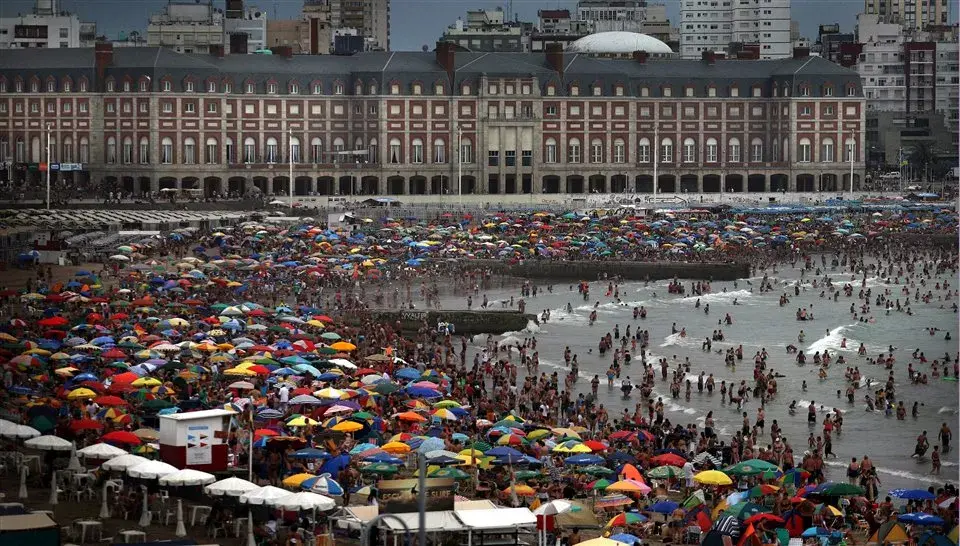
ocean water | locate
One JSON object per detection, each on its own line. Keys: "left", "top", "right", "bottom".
{"left": 440, "top": 258, "right": 960, "bottom": 491}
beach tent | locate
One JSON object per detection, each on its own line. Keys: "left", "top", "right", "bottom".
{"left": 868, "top": 521, "right": 909, "bottom": 544}
{"left": 918, "top": 531, "right": 954, "bottom": 546}
{"left": 555, "top": 501, "right": 601, "bottom": 530}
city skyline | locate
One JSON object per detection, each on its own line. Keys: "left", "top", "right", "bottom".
{"left": 2, "top": 0, "right": 954, "bottom": 52}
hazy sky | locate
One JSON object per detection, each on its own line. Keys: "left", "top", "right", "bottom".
{"left": 1, "top": 0, "right": 954, "bottom": 51}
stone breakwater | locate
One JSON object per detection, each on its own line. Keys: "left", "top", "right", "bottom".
{"left": 468, "top": 259, "right": 751, "bottom": 281}
{"left": 345, "top": 310, "right": 535, "bottom": 335}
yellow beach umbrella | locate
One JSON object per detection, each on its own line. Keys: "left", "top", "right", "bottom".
{"left": 282, "top": 473, "right": 317, "bottom": 488}
{"left": 694, "top": 470, "right": 733, "bottom": 486}
{"left": 67, "top": 387, "right": 97, "bottom": 400}
{"left": 223, "top": 367, "right": 257, "bottom": 377}
{"left": 286, "top": 416, "right": 319, "bottom": 427}
{"left": 131, "top": 377, "right": 162, "bottom": 387}
{"left": 330, "top": 421, "right": 363, "bottom": 433}
{"left": 381, "top": 441, "right": 411, "bottom": 454}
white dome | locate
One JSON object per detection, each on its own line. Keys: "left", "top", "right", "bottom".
{"left": 568, "top": 31, "right": 673, "bottom": 55}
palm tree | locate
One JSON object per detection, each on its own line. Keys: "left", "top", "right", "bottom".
{"left": 908, "top": 142, "right": 938, "bottom": 183}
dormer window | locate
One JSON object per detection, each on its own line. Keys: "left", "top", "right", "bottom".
{"left": 185, "top": 81, "right": 194, "bottom": 92}
{"left": 123, "top": 81, "right": 131, "bottom": 92}
{"left": 162, "top": 80, "right": 171, "bottom": 92}
{"left": 140, "top": 80, "right": 149, "bottom": 92}
{"left": 570, "top": 85, "right": 579, "bottom": 96}
{"left": 290, "top": 83, "right": 300, "bottom": 94}
{"left": 267, "top": 82, "right": 277, "bottom": 94}
{"left": 46, "top": 80, "right": 55, "bottom": 92}
{"left": 334, "top": 82, "right": 343, "bottom": 95}
{"left": 106, "top": 80, "right": 114, "bottom": 92}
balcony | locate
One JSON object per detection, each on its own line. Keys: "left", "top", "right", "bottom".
{"left": 484, "top": 113, "right": 539, "bottom": 122}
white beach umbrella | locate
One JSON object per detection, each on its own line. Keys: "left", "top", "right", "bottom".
{"left": 175, "top": 499, "right": 187, "bottom": 537}
{"left": 0, "top": 422, "right": 40, "bottom": 439}
{"left": 18, "top": 466, "right": 28, "bottom": 499}
{"left": 25, "top": 435, "right": 73, "bottom": 451}
{"left": 78, "top": 443, "right": 128, "bottom": 459}
{"left": 138, "top": 485, "right": 151, "bottom": 527}
{"left": 204, "top": 476, "right": 259, "bottom": 497}
{"left": 67, "top": 442, "right": 83, "bottom": 471}
{"left": 127, "top": 460, "right": 178, "bottom": 480}
{"left": 101, "top": 454, "right": 148, "bottom": 472}
{"left": 158, "top": 469, "right": 216, "bottom": 487}
{"left": 238, "top": 485, "right": 293, "bottom": 505}
{"left": 269, "top": 491, "right": 336, "bottom": 511}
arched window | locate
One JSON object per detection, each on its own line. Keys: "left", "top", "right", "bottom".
{"left": 333, "top": 137, "right": 345, "bottom": 161}
{"left": 289, "top": 136, "right": 300, "bottom": 163}
{"left": 821, "top": 137, "right": 834, "bottom": 162}
{"left": 567, "top": 138, "right": 581, "bottom": 163}
{"left": 433, "top": 138, "right": 445, "bottom": 164}
{"left": 225, "top": 137, "right": 234, "bottom": 164}
{"left": 311, "top": 137, "right": 323, "bottom": 163}
{"left": 369, "top": 83, "right": 377, "bottom": 95}
{"left": 183, "top": 137, "right": 196, "bottom": 164}
{"left": 389, "top": 138, "right": 401, "bottom": 164}
{"left": 62, "top": 137, "right": 73, "bottom": 163}
{"left": 48, "top": 137, "right": 56, "bottom": 162}
{"left": 79, "top": 137, "right": 89, "bottom": 163}
{"left": 106, "top": 136, "right": 117, "bottom": 164}
{"left": 544, "top": 138, "right": 557, "bottom": 163}
{"left": 798, "top": 138, "right": 811, "bottom": 163}
{"left": 30, "top": 136, "right": 40, "bottom": 162}
{"left": 15, "top": 137, "right": 26, "bottom": 162}
{"left": 844, "top": 137, "right": 855, "bottom": 162}
{"left": 728, "top": 138, "right": 741, "bottom": 163}
{"left": 243, "top": 137, "right": 256, "bottom": 163}
{"left": 160, "top": 137, "right": 173, "bottom": 164}
{"left": 683, "top": 138, "right": 696, "bottom": 163}
{"left": 122, "top": 136, "right": 133, "bottom": 164}
{"left": 590, "top": 138, "right": 603, "bottom": 163}
{"left": 206, "top": 137, "right": 218, "bottom": 164}
{"left": 460, "top": 137, "right": 473, "bottom": 163}
{"left": 660, "top": 138, "right": 673, "bottom": 163}
{"left": 410, "top": 138, "right": 423, "bottom": 164}
{"left": 265, "top": 137, "right": 278, "bottom": 163}
{"left": 706, "top": 138, "right": 718, "bottom": 163}
{"left": 750, "top": 138, "right": 763, "bottom": 162}
{"left": 638, "top": 138, "right": 650, "bottom": 163}
{"left": 368, "top": 138, "right": 378, "bottom": 163}
{"left": 613, "top": 139, "right": 625, "bottom": 163}
{"left": 354, "top": 137, "right": 363, "bottom": 157}
{"left": 139, "top": 137, "right": 149, "bottom": 164}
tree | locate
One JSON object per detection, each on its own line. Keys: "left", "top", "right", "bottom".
{"left": 908, "top": 142, "right": 938, "bottom": 182}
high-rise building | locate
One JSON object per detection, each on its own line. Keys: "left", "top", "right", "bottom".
{"left": 327, "top": 0, "right": 389, "bottom": 51}
{"left": 146, "top": 1, "right": 223, "bottom": 54}
{"left": 440, "top": 8, "right": 530, "bottom": 52}
{"left": 0, "top": 0, "right": 96, "bottom": 49}
{"left": 855, "top": 13, "right": 957, "bottom": 168}
{"left": 302, "top": 1, "right": 333, "bottom": 54}
{"left": 224, "top": 5, "right": 267, "bottom": 53}
{"left": 680, "top": 0, "right": 792, "bottom": 60}
{"left": 576, "top": 1, "right": 677, "bottom": 46}
{"left": 814, "top": 23, "right": 856, "bottom": 65}
{"left": 863, "top": 0, "right": 948, "bottom": 31}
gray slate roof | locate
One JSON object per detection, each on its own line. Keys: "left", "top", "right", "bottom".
{"left": 0, "top": 47, "right": 863, "bottom": 98}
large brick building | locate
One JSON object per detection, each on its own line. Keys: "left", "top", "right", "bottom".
{"left": 0, "top": 42, "right": 865, "bottom": 197}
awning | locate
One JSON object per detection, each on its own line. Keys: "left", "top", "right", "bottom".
{"left": 455, "top": 508, "right": 537, "bottom": 530}
{"left": 380, "top": 511, "right": 465, "bottom": 532}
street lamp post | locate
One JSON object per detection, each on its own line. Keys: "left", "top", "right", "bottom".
{"left": 457, "top": 124, "right": 463, "bottom": 208}
{"left": 288, "top": 127, "right": 294, "bottom": 208}
{"left": 45, "top": 123, "right": 52, "bottom": 210}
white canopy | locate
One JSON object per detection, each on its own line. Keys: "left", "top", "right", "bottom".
{"left": 239, "top": 485, "right": 293, "bottom": 505}
{"left": 127, "top": 460, "right": 178, "bottom": 479}
{"left": 204, "top": 476, "right": 259, "bottom": 497}
{"left": 455, "top": 507, "right": 536, "bottom": 529}
{"left": 269, "top": 492, "right": 336, "bottom": 511}
{"left": 158, "top": 469, "right": 216, "bottom": 487}
{"left": 78, "top": 443, "right": 128, "bottom": 459}
{"left": 101, "top": 454, "right": 149, "bottom": 472}
{"left": 24, "top": 435, "right": 73, "bottom": 451}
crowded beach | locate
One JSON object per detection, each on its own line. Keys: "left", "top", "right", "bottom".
{"left": 0, "top": 201, "right": 957, "bottom": 546}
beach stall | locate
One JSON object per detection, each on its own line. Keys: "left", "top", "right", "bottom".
{"left": 158, "top": 409, "right": 233, "bottom": 472}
